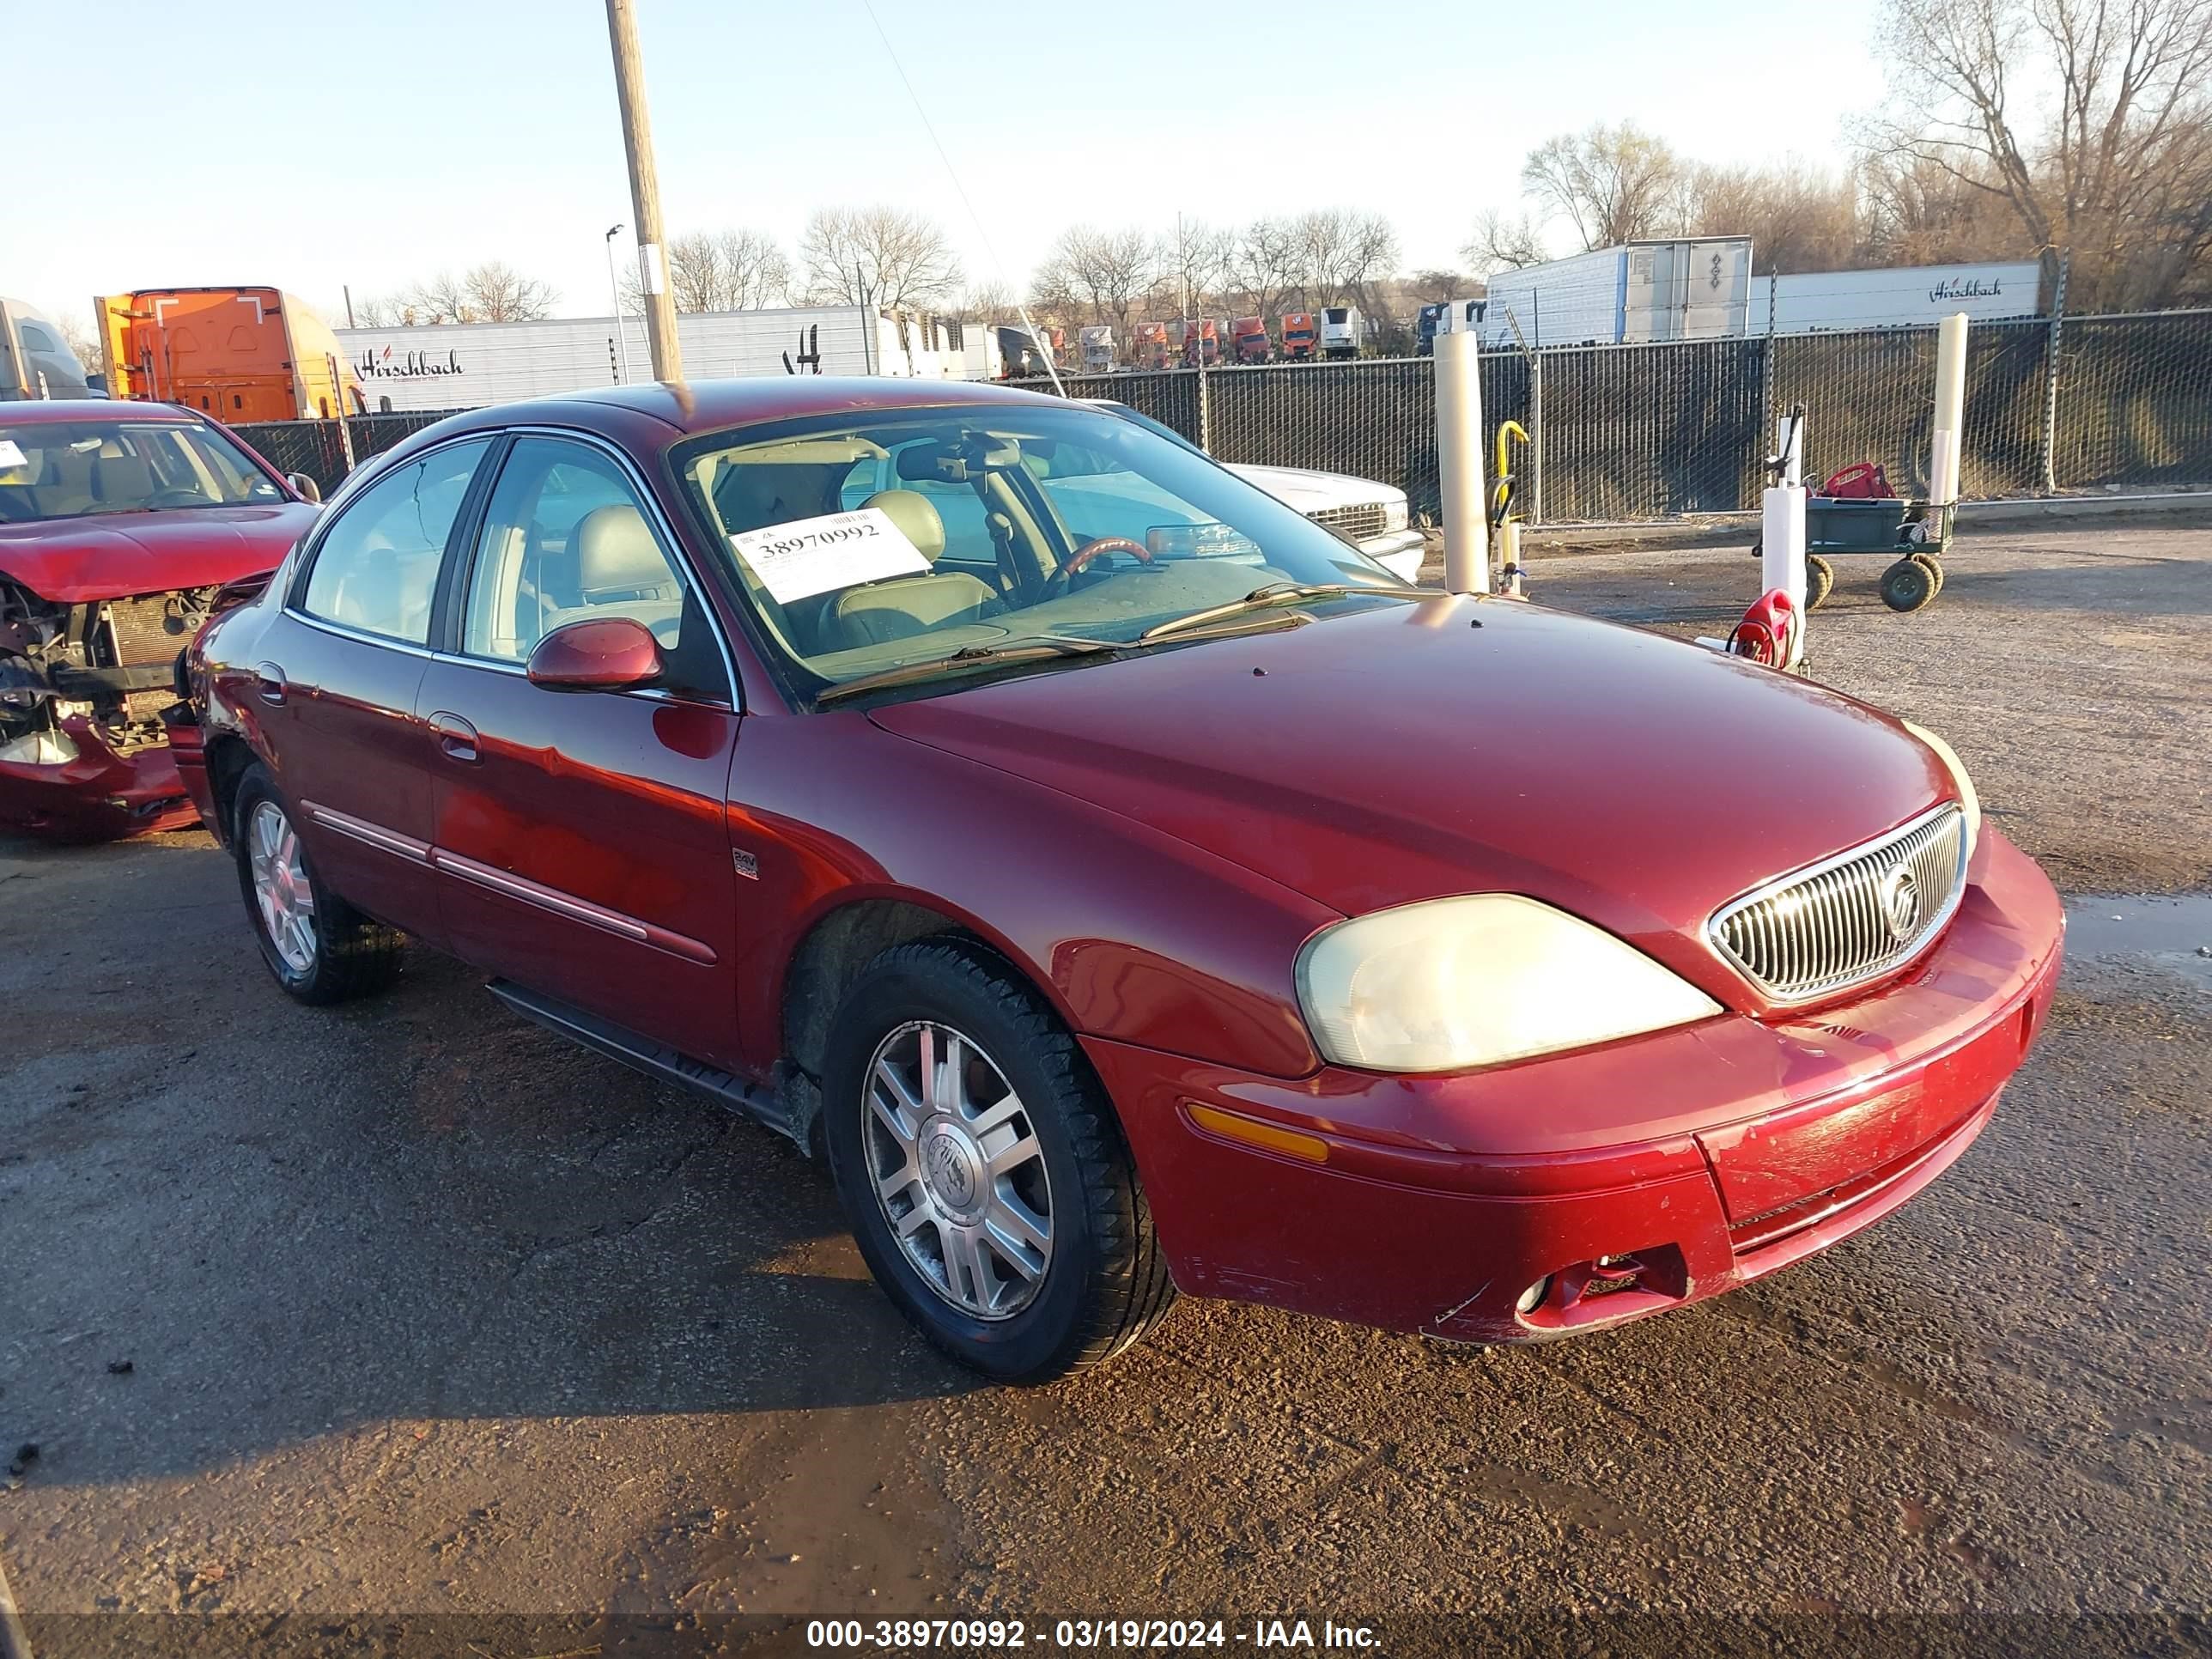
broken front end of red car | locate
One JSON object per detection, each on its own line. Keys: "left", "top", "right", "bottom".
{"left": 0, "top": 574, "right": 238, "bottom": 839}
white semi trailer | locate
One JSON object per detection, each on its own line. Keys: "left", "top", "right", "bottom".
{"left": 1481, "top": 239, "right": 1754, "bottom": 349}
{"left": 335, "top": 304, "right": 970, "bottom": 412}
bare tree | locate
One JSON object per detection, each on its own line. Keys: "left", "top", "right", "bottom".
{"left": 390, "top": 265, "right": 554, "bottom": 325}
{"left": 350, "top": 293, "right": 405, "bottom": 327}
{"left": 1282, "top": 210, "right": 1400, "bottom": 316}
{"left": 398, "top": 272, "right": 473, "bottom": 324}
{"left": 637, "top": 229, "right": 793, "bottom": 313}
{"left": 1864, "top": 0, "right": 2212, "bottom": 304}
{"left": 1153, "top": 220, "right": 1237, "bottom": 318}
{"left": 1522, "top": 122, "right": 1686, "bottom": 250}
{"left": 461, "top": 263, "right": 556, "bottom": 322}
{"left": 1031, "top": 225, "right": 1155, "bottom": 337}
{"left": 1407, "top": 268, "right": 1471, "bottom": 304}
{"left": 1462, "top": 209, "right": 1550, "bottom": 275}
{"left": 53, "top": 310, "right": 103, "bottom": 373}
{"left": 1227, "top": 218, "right": 1300, "bottom": 319}
{"left": 800, "top": 206, "right": 963, "bottom": 310}
{"left": 952, "top": 281, "right": 1013, "bottom": 324}
{"left": 1684, "top": 160, "right": 1863, "bottom": 272}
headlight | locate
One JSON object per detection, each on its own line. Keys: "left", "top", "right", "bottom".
{"left": 1295, "top": 894, "right": 1722, "bottom": 1073}
{"left": 1901, "top": 720, "right": 1981, "bottom": 859}
{"left": 1382, "top": 498, "right": 1408, "bottom": 532}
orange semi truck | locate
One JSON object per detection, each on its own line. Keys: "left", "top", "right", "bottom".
{"left": 97, "top": 287, "right": 362, "bottom": 421}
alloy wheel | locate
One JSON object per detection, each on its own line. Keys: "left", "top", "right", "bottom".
{"left": 863, "top": 1019, "right": 1053, "bottom": 1320}
{"left": 247, "top": 799, "right": 317, "bottom": 975}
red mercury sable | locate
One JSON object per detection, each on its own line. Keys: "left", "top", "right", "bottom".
{"left": 0, "top": 400, "right": 320, "bottom": 839}
{"left": 174, "top": 380, "right": 2063, "bottom": 1381}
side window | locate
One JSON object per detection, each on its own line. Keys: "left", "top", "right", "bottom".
{"left": 459, "top": 437, "right": 726, "bottom": 699}
{"left": 300, "top": 440, "right": 488, "bottom": 644}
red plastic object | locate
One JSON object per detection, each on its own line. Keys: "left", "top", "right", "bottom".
{"left": 1729, "top": 588, "right": 1800, "bottom": 666}
{"left": 1821, "top": 461, "right": 1896, "bottom": 499}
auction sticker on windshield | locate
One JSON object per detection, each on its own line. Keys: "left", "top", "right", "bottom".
{"left": 732, "top": 507, "right": 932, "bottom": 604}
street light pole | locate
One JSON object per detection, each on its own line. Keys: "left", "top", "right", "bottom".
{"left": 605, "top": 222, "right": 633, "bottom": 385}
{"left": 604, "top": 0, "right": 683, "bottom": 382}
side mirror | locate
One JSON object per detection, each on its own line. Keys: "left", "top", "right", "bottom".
{"left": 286, "top": 472, "right": 323, "bottom": 504}
{"left": 525, "top": 617, "right": 664, "bottom": 691}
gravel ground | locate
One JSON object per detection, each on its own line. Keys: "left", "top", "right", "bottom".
{"left": 1, "top": 521, "right": 2206, "bottom": 1656}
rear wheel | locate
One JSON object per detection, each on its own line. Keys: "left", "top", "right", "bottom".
{"left": 1911, "top": 550, "right": 1946, "bottom": 596}
{"left": 1880, "top": 556, "right": 1936, "bottom": 613}
{"left": 822, "top": 939, "right": 1175, "bottom": 1382}
{"left": 232, "top": 764, "right": 404, "bottom": 1005}
{"left": 1805, "top": 554, "right": 1835, "bottom": 610}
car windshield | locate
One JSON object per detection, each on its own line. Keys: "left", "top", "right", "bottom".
{"left": 672, "top": 403, "right": 1413, "bottom": 701}
{"left": 0, "top": 419, "right": 284, "bottom": 523}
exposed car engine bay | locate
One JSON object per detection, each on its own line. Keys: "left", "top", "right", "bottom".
{"left": 0, "top": 575, "right": 212, "bottom": 770}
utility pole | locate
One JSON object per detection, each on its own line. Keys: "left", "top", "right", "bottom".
{"left": 604, "top": 0, "right": 683, "bottom": 382}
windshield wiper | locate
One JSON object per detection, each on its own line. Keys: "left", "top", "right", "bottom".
{"left": 1136, "top": 582, "right": 1426, "bottom": 644}
{"left": 813, "top": 635, "right": 1118, "bottom": 705}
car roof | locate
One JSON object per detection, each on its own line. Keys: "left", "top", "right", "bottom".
{"left": 445, "top": 375, "right": 1068, "bottom": 439}
{"left": 0, "top": 399, "right": 196, "bottom": 426}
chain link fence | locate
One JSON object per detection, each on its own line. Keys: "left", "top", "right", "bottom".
{"left": 232, "top": 307, "right": 2212, "bottom": 523}
{"left": 232, "top": 410, "right": 468, "bottom": 495}
{"left": 2051, "top": 309, "right": 2212, "bottom": 489}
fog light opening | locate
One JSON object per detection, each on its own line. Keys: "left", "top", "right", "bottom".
{"left": 1515, "top": 1276, "right": 1552, "bottom": 1315}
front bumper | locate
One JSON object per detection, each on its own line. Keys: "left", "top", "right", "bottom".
{"left": 0, "top": 715, "right": 199, "bottom": 841}
{"left": 1082, "top": 829, "right": 2063, "bottom": 1342}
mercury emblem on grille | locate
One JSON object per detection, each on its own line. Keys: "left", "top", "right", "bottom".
{"left": 1877, "top": 863, "right": 1920, "bottom": 941}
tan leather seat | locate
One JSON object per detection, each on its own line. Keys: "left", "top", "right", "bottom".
{"left": 829, "top": 489, "right": 999, "bottom": 647}
{"left": 571, "top": 504, "right": 678, "bottom": 604}
{"left": 542, "top": 503, "right": 684, "bottom": 641}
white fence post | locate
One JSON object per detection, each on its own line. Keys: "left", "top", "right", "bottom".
{"left": 1435, "top": 331, "right": 1488, "bottom": 595}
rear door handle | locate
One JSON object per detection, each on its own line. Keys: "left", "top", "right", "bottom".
{"left": 428, "top": 711, "right": 479, "bottom": 763}
{"left": 252, "top": 662, "right": 287, "bottom": 706}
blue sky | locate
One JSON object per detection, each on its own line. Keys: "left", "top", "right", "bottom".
{"left": 15, "top": 0, "right": 1885, "bottom": 329}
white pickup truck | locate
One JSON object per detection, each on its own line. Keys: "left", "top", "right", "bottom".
{"left": 1088, "top": 400, "right": 1427, "bottom": 583}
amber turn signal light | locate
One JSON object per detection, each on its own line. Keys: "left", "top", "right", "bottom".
{"left": 1186, "top": 1103, "right": 1329, "bottom": 1164}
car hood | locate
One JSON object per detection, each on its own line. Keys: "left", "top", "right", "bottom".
{"left": 0, "top": 502, "right": 318, "bottom": 602}
{"left": 867, "top": 595, "right": 1954, "bottom": 1008}
{"left": 1227, "top": 462, "right": 1401, "bottom": 513}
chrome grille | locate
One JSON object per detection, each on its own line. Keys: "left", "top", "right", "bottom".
{"left": 1307, "top": 502, "right": 1388, "bottom": 542}
{"left": 1709, "top": 805, "right": 1967, "bottom": 1003}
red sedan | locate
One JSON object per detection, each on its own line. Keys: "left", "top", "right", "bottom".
{"left": 0, "top": 400, "right": 320, "bottom": 839}
{"left": 174, "top": 380, "right": 2063, "bottom": 1381}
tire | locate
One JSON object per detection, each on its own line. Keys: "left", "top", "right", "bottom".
{"left": 1911, "top": 550, "right": 1946, "bottom": 596}
{"left": 1880, "top": 557, "right": 1936, "bottom": 613}
{"left": 821, "top": 938, "right": 1176, "bottom": 1382}
{"left": 232, "top": 763, "right": 404, "bottom": 1005}
{"left": 1805, "top": 554, "right": 1836, "bottom": 610}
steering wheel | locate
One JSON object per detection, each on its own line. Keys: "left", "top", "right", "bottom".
{"left": 143, "top": 488, "right": 207, "bottom": 509}
{"left": 1040, "top": 536, "right": 1154, "bottom": 599}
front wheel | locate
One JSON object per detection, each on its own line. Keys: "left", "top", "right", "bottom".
{"left": 232, "top": 763, "right": 404, "bottom": 1005}
{"left": 1881, "top": 556, "right": 1936, "bottom": 613}
{"left": 821, "top": 939, "right": 1176, "bottom": 1382}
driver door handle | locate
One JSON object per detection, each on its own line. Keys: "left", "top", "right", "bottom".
{"left": 252, "top": 662, "right": 287, "bottom": 706}
{"left": 428, "top": 711, "right": 479, "bottom": 763}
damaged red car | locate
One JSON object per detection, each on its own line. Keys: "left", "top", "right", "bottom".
{"left": 0, "top": 401, "right": 319, "bottom": 839}
{"left": 176, "top": 381, "right": 2064, "bottom": 1382}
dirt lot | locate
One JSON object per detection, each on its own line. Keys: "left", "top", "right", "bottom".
{"left": 3, "top": 523, "right": 2208, "bottom": 1656}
